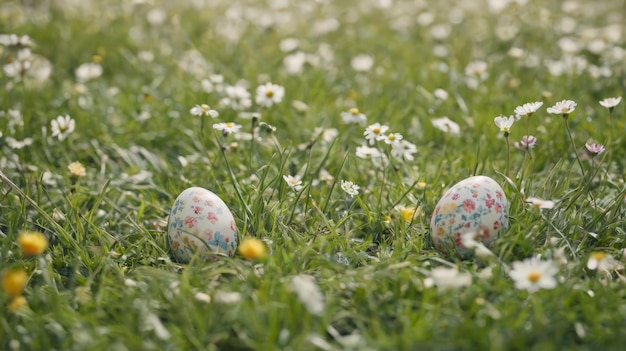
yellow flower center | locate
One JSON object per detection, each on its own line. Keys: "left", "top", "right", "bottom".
{"left": 373, "top": 127, "right": 380, "bottom": 134}
{"left": 388, "top": 134, "right": 396, "bottom": 141}
{"left": 226, "top": 123, "right": 233, "bottom": 128}
{"left": 527, "top": 271, "right": 541, "bottom": 283}
{"left": 350, "top": 108, "right": 359, "bottom": 115}
{"left": 266, "top": 90, "right": 274, "bottom": 98}
{"left": 560, "top": 107, "right": 569, "bottom": 113}
{"left": 590, "top": 252, "right": 606, "bottom": 261}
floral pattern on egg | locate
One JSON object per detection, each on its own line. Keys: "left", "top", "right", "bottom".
{"left": 167, "top": 187, "right": 238, "bottom": 262}
{"left": 430, "top": 176, "right": 509, "bottom": 256}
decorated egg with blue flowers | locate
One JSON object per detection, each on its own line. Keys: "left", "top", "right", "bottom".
{"left": 167, "top": 187, "right": 238, "bottom": 262}
{"left": 430, "top": 176, "right": 509, "bottom": 257}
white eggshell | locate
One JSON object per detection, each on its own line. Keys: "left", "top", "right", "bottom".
{"left": 167, "top": 187, "right": 238, "bottom": 262}
{"left": 430, "top": 176, "right": 508, "bottom": 256}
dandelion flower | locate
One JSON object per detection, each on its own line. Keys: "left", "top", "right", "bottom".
{"left": 238, "top": 238, "right": 267, "bottom": 260}
{"left": 255, "top": 82, "right": 285, "bottom": 107}
{"left": 2, "top": 269, "right": 28, "bottom": 297}
{"left": 17, "top": 231, "right": 48, "bottom": 257}
{"left": 399, "top": 205, "right": 422, "bottom": 223}
{"left": 599, "top": 97, "right": 621, "bottom": 109}
{"left": 50, "top": 115, "right": 75, "bottom": 141}
{"left": 508, "top": 257, "right": 558, "bottom": 292}
{"left": 340, "top": 180, "right": 360, "bottom": 198}
{"left": 364, "top": 123, "right": 389, "bottom": 145}
{"left": 283, "top": 175, "right": 303, "bottom": 192}
{"left": 190, "top": 104, "right": 219, "bottom": 117}
{"left": 547, "top": 99, "right": 577, "bottom": 115}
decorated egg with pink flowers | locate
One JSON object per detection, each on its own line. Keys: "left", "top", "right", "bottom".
{"left": 430, "top": 176, "right": 508, "bottom": 257}
{"left": 167, "top": 187, "right": 238, "bottom": 262}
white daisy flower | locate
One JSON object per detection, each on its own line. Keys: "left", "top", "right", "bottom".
{"left": 283, "top": 175, "right": 303, "bottom": 192}
{"left": 190, "top": 104, "right": 219, "bottom": 117}
{"left": 508, "top": 257, "right": 558, "bottom": 292}
{"left": 340, "top": 180, "right": 360, "bottom": 198}
{"left": 547, "top": 99, "right": 577, "bottom": 115}
{"left": 50, "top": 115, "right": 75, "bottom": 141}
{"left": 364, "top": 123, "right": 389, "bottom": 145}
{"left": 255, "top": 82, "right": 285, "bottom": 107}
{"left": 599, "top": 97, "right": 621, "bottom": 109}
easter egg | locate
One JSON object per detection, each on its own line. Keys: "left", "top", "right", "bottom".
{"left": 167, "top": 187, "right": 238, "bottom": 262}
{"left": 430, "top": 176, "right": 508, "bottom": 256}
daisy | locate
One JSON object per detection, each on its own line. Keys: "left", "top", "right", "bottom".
{"left": 494, "top": 115, "right": 515, "bottom": 133}
{"left": 213, "top": 122, "right": 242, "bottom": 136}
{"left": 190, "top": 104, "right": 219, "bottom": 117}
{"left": 514, "top": 101, "right": 543, "bottom": 118}
{"left": 526, "top": 197, "right": 555, "bottom": 209}
{"left": 340, "top": 180, "right": 360, "bottom": 198}
{"left": 313, "top": 127, "right": 338, "bottom": 143}
{"left": 382, "top": 132, "right": 403, "bottom": 145}
{"left": 363, "top": 123, "right": 389, "bottom": 145}
{"left": 221, "top": 85, "right": 252, "bottom": 110}
{"left": 283, "top": 175, "right": 303, "bottom": 192}
{"left": 521, "top": 135, "right": 537, "bottom": 148}
{"left": 508, "top": 257, "right": 558, "bottom": 292}
{"left": 255, "top": 82, "right": 285, "bottom": 107}
{"left": 290, "top": 274, "right": 325, "bottom": 315}
{"left": 585, "top": 143, "right": 605, "bottom": 155}
{"left": 515, "top": 135, "right": 537, "bottom": 151}
{"left": 587, "top": 252, "right": 623, "bottom": 272}
{"left": 428, "top": 267, "right": 472, "bottom": 290}
{"left": 350, "top": 54, "right": 374, "bottom": 72}
{"left": 355, "top": 144, "right": 381, "bottom": 159}
{"left": 341, "top": 107, "right": 367, "bottom": 124}
{"left": 547, "top": 99, "right": 577, "bottom": 115}
{"left": 433, "top": 88, "right": 449, "bottom": 100}
{"left": 391, "top": 140, "right": 417, "bottom": 161}
{"left": 75, "top": 62, "right": 103, "bottom": 83}
{"left": 598, "top": 96, "right": 621, "bottom": 110}
{"left": 51, "top": 115, "right": 75, "bottom": 141}
{"left": 431, "top": 117, "right": 460, "bottom": 135}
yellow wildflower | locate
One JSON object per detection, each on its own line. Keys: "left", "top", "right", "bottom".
{"left": 400, "top": 206, "right": 423, "bottom": 223}
{"left": 238, "top": 238, "right": 267, "bottom": 260}
{"left": 2, "top": 269, "right": 28, "bottom": 297}
{"left": 17, "top": 230, "right": 48, "bottom": 257}
{"left": 8, "top": 296, "right": 27, "bottom": 311}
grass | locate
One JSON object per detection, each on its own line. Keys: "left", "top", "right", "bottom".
{"left": 1, "top": 0, "right": 626, "bottom": 349}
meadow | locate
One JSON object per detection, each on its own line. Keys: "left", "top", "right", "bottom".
{"left": 1, "top": 0, "right": 626, "bottom": 350}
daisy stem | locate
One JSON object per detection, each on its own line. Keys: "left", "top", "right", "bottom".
{"left": 563, "top": 115, "right": 585, "bottom": 176}
{"left": 505, "top": 134, "right": 510, "bottom": 178}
